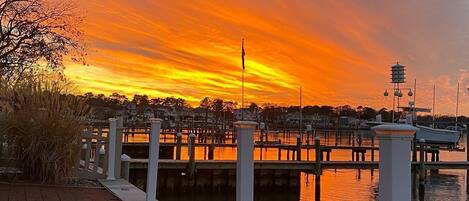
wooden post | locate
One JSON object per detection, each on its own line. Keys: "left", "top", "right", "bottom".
{"left": 278, "top": 147, "right": 281, "bottom": 160}
{"left": 315, "top": 173, "right": 321, "bottom": 201}
{"left": 314, "top": 136, "right": 321, "bottom": 201}
{"left": 315, "top": 136, "right": 321, "bottom": 173}
{"left": 371, "top": 135, "right": 375, "bottom": 162}
{"left": 419, "top": 138, "right": 425, "bottom": 199}
{"left": 188, "top": 132, "right": 196, "bottom": 178}
{"left": 466, "top": 124, "right": 469, "bottom": 193}
{"left": 296, "top": 134, "right": 302, "bottom": 161}
{"left": 208, "top": 144, "right": 214, "bottom": 160}
{"left": 176, "top": 132, "right": 182, "bottom": 160}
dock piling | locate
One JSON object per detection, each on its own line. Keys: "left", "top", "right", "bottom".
{"left": 466, "top": 124, "right": 469, "bottom": 194}
{"left": 315, "top": 136, "right": 321, "bottom": 173}
{"left": 234, "top": 121, "right": 257, "bottom": 201}
{"left": 146, "top": 118, "right": 162, "bottom": 201}
{"left": 106, "top": 118, "right": 117, "bottom": 180}
{"left": 296, "top": 134, "right": 302, "bottom": 161}
{"left": 418, "top": 139, "right": 425, "bottom": 200}
{"left": 373, "top": 124, "right": 417, "bottom": 201}
{"left": 188, "top": 132, "right": 196, "bottom": 177}
{"left": 176, "top": 132, "right": 182, "bottom": 160}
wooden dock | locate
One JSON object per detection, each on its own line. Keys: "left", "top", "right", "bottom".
{"left": 128, "top": 159, "right": 469, "bottom": 172}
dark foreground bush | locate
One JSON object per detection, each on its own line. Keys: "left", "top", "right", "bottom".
{"left": 0, "top": 76, "right": 92, "bottom": 183}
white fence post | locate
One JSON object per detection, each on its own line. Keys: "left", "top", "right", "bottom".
{"left": 234, "top": 121, "right": 257, "bottom": 201}
{"left": 114, "top": 116, "right": 124, "bottom": 179}
{"left": 146, "top": 118, "right": 162, "bottom": 201}
{"left": 121, "top": 154, "right": 131, "bottom": 181}
{"left": 107, "top": 118, "right": 117, "bottom": 180}
{"left": 372, "top": 124, "right": 418, "bottom": 201}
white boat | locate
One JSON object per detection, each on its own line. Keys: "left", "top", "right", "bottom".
{"left": 415, "top": 125, "right": 460, "bottom": 147}
{"left": 365, "top": 121, "right": 461, "bottom": 147}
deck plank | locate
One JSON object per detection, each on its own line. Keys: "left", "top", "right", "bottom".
{"left": 9, "top": 185, "right": 26, "bottom": 201}
{"left": 39, "top": 187, "right": 60, "bottom": 201}
{"left": 0, "top": 184, "right": 9, "bottom": 201}
{"left": 24, "top": 185, "right": 43, "bottom": 201}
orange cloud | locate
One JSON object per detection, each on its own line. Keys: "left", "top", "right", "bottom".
{"left": 66, "top": 0, "right": 469, "bottom": 115}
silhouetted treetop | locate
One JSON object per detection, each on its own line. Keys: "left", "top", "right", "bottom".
{"left": 0, "top": 0, "right": 85, "bottom": 81}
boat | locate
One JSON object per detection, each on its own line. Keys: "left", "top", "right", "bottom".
{"left": 415, "top": 125, "right": 460, "bottom": 147}
{"left": 365, "top": 120, "right": 461, "bottom": 147}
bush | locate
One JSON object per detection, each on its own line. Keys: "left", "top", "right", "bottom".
{"left": 0, "top": 74, "right": 92, "bottom": 183}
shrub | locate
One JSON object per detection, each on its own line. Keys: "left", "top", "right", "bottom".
{"left": 0, "top": 74, "right": 92, "bottom": 183}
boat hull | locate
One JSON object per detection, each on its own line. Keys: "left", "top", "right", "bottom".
{"left": 415, "top": 126, "right": 460, "bottom": 146}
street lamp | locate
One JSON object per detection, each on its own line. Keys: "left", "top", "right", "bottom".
{"left": 383, "top": 62, "right": 413, "bottom": 122}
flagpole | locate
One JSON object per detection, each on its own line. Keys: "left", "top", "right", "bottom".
{"left": 241, "top": 38, "right": 245, "bottom": 121}
{"left": 242, "top": 65, "right": 245, "bottom": 120}
{"left": 432, "top": 84, "right": 436, "bottom": 128}
{"left": 456, "top": 82, "right": 460, "bottom": 128}
{"left": 299, "top": 86, "right": 302, "bottom": 139}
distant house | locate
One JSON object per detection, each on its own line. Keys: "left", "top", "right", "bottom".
{"left": 193, "top": 107, "right": 215, "bottom": 123}
{"left": 125, "top": 103, "right": 138, "bottom": 122}
{"left": 143, "top": 107, "right": 155, "bottom": 121}
{"left": 234, "top": 109, "right": 258, "bottom": 121}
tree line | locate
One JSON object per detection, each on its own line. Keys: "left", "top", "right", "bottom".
{"left": 79, "top": 92, "right": 469, "bottom": 126}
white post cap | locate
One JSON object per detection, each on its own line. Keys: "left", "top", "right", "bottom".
{"left": 234, "top": 121, "right": 258, "bottom": 129}
{"left": 150, "top": 118, "right": 163, "bottom": 123}
{"left": 372, "top": 124, "right": 418, "bottom": 139}
{"left": 121, "top": 154, "right": 131, "bottom": 161}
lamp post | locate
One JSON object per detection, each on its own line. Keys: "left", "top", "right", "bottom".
{"left": 383, "top": 62, "right": 413, "bottom": 122}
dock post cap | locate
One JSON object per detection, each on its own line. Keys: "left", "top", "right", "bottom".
{"left": 372, "top": 123, "right": 418, "bottom": 138}
{"left": 234, "top": 121, "right": 258, "bottom": 128}
{"left": 109, "top": 117, "right": 117, "bottom": 122}
{"left": 149, "top": 118, "right": 163, "bottom": 123}
{"left": 99, "top": 146, "right": 106, "bottom": 154}
{"left": 121, "top": 154, "right": 131, "bottom": 161}
{"left": 314, "top": 136, "right": 320, "bottom": 141}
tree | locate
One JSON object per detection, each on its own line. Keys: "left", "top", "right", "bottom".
{"left": 0, "top": 0, "right": 85, "bottom": 81}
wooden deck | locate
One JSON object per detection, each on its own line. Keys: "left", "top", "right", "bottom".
{"left": 0, "top": 183, "right": 120, "bottom": 201}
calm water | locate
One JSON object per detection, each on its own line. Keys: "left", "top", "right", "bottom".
{"left": 125, "top": 130, "right": 469, "bottom": 201}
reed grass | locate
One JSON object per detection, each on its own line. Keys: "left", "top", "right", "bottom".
{"left": 0, "top": 73, "right": 92, "bottom": 183}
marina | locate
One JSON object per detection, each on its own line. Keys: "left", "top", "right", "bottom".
{"left": 72, "top": 121, "right": 469, "bottom": 200}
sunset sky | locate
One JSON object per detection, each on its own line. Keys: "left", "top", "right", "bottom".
{"left": 66, "top": 1, "right": 469, "bottom": 115}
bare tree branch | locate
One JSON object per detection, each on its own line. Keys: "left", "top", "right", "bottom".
{"left": 0, "top": 0, "right": 85, "bottom": 82}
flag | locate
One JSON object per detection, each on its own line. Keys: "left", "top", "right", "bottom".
{"left": 242, "top": 38, "right": 245, "bottom": 70}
